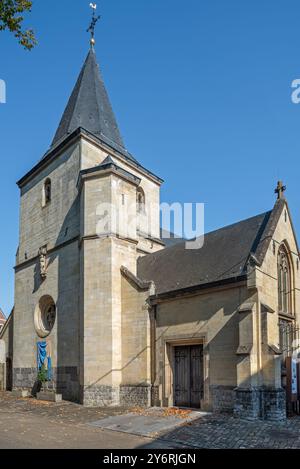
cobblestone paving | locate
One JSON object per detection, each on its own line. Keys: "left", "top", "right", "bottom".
{"left": 1, "top": 392, "right": 300, "bottom": 449}
{"left": 154, "top": 413, "right": 300, "bottom": 449}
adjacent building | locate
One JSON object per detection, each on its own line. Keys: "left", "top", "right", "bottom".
{"left": 0, "top": 309, "right": 5, "bottom": 332}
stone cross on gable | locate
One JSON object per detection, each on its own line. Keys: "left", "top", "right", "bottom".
{"left": 275, "top": 181, "right": 286, "bottom": 200}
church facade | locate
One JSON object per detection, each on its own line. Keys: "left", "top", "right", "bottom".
{"left": 2, "top": 46, "right": 300, "bottom": 420}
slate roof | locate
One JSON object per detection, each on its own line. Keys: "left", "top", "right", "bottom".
{"left": 160, "top": 229, "right": 186, "bottom": 247}
{"left": 78, "top": 155, "right": 141, "bottom": 186}
{"left": 138, "top": 199, "right": 288, "bottom": 297}
{"left": 51, "top": 48, "right": 129, "bottom": 157}
{"left": 18, "top": 48, "right": 165, "bottom": 187}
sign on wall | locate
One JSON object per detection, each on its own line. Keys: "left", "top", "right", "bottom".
{"left": 286, "top": 356, "right": 298, "bottom": 402}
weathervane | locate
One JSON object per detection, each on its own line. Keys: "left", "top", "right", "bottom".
{"left": 87, "top": 3, "right": 101, "bottom": 47}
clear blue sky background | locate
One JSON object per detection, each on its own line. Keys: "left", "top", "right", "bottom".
{"left": 1, "top": 0, "right": 300, "bottom": 316}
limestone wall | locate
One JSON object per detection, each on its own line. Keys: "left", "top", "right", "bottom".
{"left": 18, "top": 144, "right": 81, "bottom": 262}
{"left": 120, "top": 257, "right": 151, "bottom": 389}
{"left": 80, "top": 164, "right": 152, "bottom": 405}
{"left": 255, "top": 204, "right": 300, "bottom": 389}
{"left": 81, "top": 139, "right": 162, "bottom": 246}
{"left": 154, "top": 284, "right": 251, "bottom": 411}
{"left": 14, "top": 144, "right": 81, "bottom": 400}
{"left": 258, "top": 205, "right": 300, "bottom": 327}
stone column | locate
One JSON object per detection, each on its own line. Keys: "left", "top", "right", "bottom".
{"left": 260, "top": 303, "right": 286, "bottom": 421}
{"left": 234, "top": 301, "right": 262, "bottom": 419}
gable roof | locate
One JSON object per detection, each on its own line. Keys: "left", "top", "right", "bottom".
{"left": 0, "top": 308, "right": 6, "bottom": 324}
{"left": 51, "top": 48, "right": 129, "bottom": 157}
{"left": 138, "top": 199, "right": 289, "bottom": 297}
{"left": 0, "top": 309, "right": 12, "bottom": 340}
{"left": 78, "top": 155, "right": 141, "bottom": 188}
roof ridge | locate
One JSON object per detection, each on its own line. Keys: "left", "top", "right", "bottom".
{"left": 157, "top": 209, "right": 272, "bottom": 255}
{"left": 203, "top": 210, "right": 272, "bottom": 238}
{"left": 254, "top": 198, "right": 287, "bottom": 266}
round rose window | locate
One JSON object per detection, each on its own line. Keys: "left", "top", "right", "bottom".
{"left": 34, "top": 296, "right": 56, "bottom": 338}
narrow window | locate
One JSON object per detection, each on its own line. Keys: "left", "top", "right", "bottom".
{"left": 137, "top": 187, "right": 145, "bottom": 214}
{"left": 279, "top": 319, "right": 295, "bottom": 361}
{"left": 278, "top": 246, "right": 292, "bottom": 315}
{"left": 43, "top": 179, "right": 51, "bottom": 206}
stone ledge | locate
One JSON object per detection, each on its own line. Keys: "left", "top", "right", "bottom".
{"left": 37, "top": 391, "right": 62, "bottom": 402}
{"left": 12, "top": 389, "right": 30, "bottom": 398}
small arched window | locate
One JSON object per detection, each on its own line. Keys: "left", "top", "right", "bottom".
{"left": 278, "top": 245, "right": 292, "bottom": 315}
{"left": 43, "top": 179, "right": 51, "bottom": 206}
{"left": 137, "top": 188, "right": 145, "bottom": 214}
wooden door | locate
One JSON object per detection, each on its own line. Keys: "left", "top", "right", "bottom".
{"left": 174, "top": 346, "right": 190, "bottom": 407}
{"left": 174, "top": 345, "right": 203, "bottom": 408}
{"left": 190, "top": 345, "right": 203, "bottom": 408}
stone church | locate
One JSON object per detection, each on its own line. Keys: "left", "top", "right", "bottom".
{"left": 1, "top": 43, "right": 300, "bottom": 421}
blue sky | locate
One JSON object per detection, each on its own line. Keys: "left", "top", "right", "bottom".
{"left": 1, "top": 0, "right": 300, "bottom": 315}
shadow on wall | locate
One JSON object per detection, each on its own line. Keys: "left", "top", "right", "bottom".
{"left": 32, "top": 194, "right": 81, "bottom": 402}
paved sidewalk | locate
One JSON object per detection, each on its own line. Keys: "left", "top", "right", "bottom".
{"left": 89, "top": 408, "right": 209, "bottom": 437}
{"left": 0, "top": 392, "right": 186, "bottom": 449}
{"left": 1, "top": 392, "right": 300, "bottom": 449}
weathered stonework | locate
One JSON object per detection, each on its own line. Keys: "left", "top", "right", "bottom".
{"left": 13, "top": 367, "right": 37, "bottom": 390}
{"left": 234, "top": 387, "right": 286, "bottom": 421}
{"left": 151, "top": 385, "right": 160, "bottom": 407}
{"left": 234, "top": 387, "right": 262, "bottom": 420}
{"left": 261, "top": 388, "right": 286, "bottom": 421}
{"left": 13, "top": 366, "right": 80, "bottom": 402}
{"left": 81, "top": 385, "right": 152, "bottom": 407}
{"left": 119, "top": 385, "right": 151, "bottom": 407}
{"left": 82, "top": 385, "right": 120, "bottom": 407}
{"left": 211, "top": 385, "right": 235, "bottom": 413}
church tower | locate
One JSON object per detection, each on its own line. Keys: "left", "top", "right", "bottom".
{"left": 13, "top": 13, "right": 163, "bottom": 405}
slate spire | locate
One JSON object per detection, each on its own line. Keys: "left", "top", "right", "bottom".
{"left": 51, "top": 47, "right": 125, "bottom": 150}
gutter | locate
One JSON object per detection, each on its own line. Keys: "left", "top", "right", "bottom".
{"left": 149, "top": 274, "right": 248, "bottom": 304}
{"left": 17, "top": 127, "right": 164, "bottom": 188}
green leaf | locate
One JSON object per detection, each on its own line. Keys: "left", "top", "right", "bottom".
{"left": 0, "top": 0, "right": 37, "bottom": 50}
